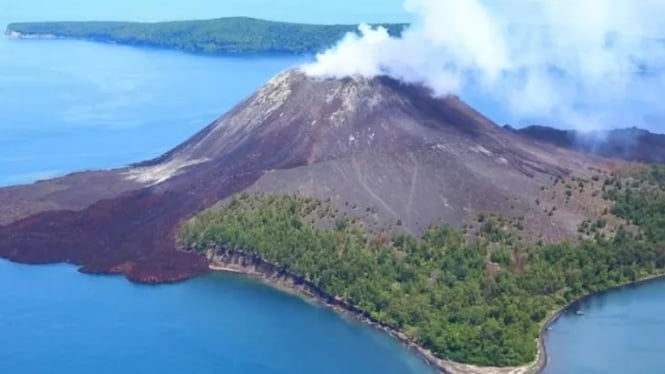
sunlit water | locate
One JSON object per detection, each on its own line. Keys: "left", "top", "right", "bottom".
{"left": 1, "top": 1, "right": 664, "bottom": 373}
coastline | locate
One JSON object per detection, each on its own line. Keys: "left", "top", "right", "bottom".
{"left": 3, "top": 28, "right": 303, "bottom": 57}
{"left": 3, "top": 18, "right": 407, "bottom": 56}
{"left": 4, "top": 30, "right": 56, "bottom": 40}
{"left": 535, "top": 271, "right": 665, "bottom": 373}
{"left": 206, "top": 247, "right": 665, "bottom": 374}
{"left": 205, "top": 248, "right": 540, "bottom": 374}
{"left": 206, "top": 249, "right": 453, "bottom": 374}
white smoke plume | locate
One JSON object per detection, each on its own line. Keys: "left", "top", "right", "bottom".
{"left": 302, "top": 0, "right": 665, "bottom": 130}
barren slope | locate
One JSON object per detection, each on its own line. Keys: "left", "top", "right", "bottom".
{"left": 507, "top": 125, "right": 665, "bottom": 164}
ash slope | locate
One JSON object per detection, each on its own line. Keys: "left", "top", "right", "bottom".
{"left": 506, "top": 125, "right": 665, "bottom": 164}
{"left": 0, "top": 70, "right": 610, "bottom": 282}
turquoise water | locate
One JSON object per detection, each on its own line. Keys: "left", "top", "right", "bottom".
{"left": 2, "top": 1, "right": 665, "bottom": 373}
{"left": 0, "top": 260, "right": 436, "bottom": 374}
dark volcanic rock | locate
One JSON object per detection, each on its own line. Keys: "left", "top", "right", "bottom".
{"left": 0, "top": 70, "right": 614, "bottom": 283}
{"left": 506, "top": 125, "right": 665, "bottom": 164}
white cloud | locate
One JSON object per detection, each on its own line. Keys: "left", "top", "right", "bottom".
{"left": 302, "top": 0, "right": 665, "bottom": 130}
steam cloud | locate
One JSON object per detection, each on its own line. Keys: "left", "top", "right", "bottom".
{"left": 302, "top": 0, "right": 665, "bottom": 130}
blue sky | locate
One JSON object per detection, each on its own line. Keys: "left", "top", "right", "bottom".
{"left": 0, "top": 0, "right": 409, "bottom": 25}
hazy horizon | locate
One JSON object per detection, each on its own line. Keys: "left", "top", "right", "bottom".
{"left": 0, "top": 0, "right": 409, "bottom": 26}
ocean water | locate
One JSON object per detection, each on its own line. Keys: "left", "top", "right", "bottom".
{"left": 0, "top": 260, "right": 436, "bottom": 374}
{"left": 0, "top": 38, "right": 305, "bottom": 185}
{"left": 0, "top": 37, "right": 304, "bottom": 186}
{"left": 1, "top": 1, "right": 665, "bottom": 373}
{"left": 542, "top": 280, "right": 665, "bottom": 374}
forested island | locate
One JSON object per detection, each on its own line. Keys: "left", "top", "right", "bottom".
{"left": 5, "top": 17, "right": 406, "bottom": 54}
{"left": 180, "top": 165, "right": 665, "bottom": 369}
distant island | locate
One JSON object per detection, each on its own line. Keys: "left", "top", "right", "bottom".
{"left": 4, "top": 17, "right": 407, "bottom": 54}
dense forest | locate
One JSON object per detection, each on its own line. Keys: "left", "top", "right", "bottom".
{"left": 179, "top": 166, "right": 665, "bottom": 367}
{"left": 6, "top": 17, "right": 406, "bottom": 54}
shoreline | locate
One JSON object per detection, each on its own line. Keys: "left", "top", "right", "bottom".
{"left": 535, "top": 271, "right": 665, "bottom": 373}
{"left": 4, "top": 30, "right": 56, "bottom": 40}
{"left": 205, "top": 248, "right": 540, "bottom": 374}
{"left": 206, "top": 248, "right": 665, "bottom": 374}
{"left": 3, "top": 29, "right": 307, "bottom": 57}
{"left": 206, "top": 251, "right": 453, "bottom": 374}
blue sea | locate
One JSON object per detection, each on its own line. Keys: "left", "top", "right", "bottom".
{"left": 0, "top": 260, "right": 437, "bottom": 374}
{"left": 541, "top": 280, "right": 665, "bottom": 374}
{"left": 1, "top": 1, "right": 665, "bottom": 373}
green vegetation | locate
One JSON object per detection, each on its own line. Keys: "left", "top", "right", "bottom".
{"left": 7, "top": 17, "right": 406, "bottom": 54}
{"left": 180, "top": 166, "right": 665, "bottom": 367}
{"left": 605, "top": 167, "right": 665, "bottom": 242}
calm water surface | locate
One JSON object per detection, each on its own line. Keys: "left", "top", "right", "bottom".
{"left": 542, "top": 280, "right": 665, "bottom": 374}
{"left": 0, "top": 38, "right": 303, "bottom": 185}
{"left": 1, "top": 1, "right": 664, "bottom": 373}
{"left": 0, "top": 260, "right": 436, "bottom": 374}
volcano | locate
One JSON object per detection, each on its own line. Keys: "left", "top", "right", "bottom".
{"left": 0, "top": 70, "right": 616, "bottom": 283}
